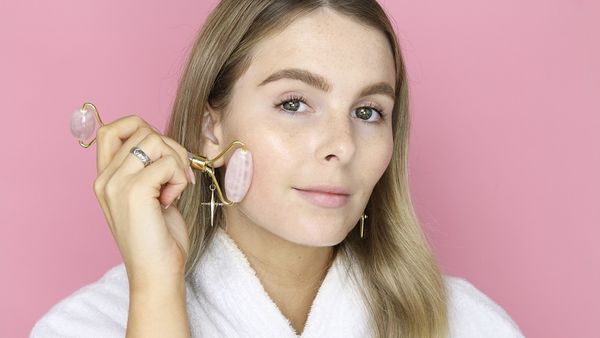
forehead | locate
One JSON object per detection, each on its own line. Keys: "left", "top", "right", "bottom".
{"left": 241, "top": 8, "right": 396, "bottom": 89}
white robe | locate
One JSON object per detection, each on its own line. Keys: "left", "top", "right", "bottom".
{"left": 31, "top": 227, "right": 525, "bottom": 337}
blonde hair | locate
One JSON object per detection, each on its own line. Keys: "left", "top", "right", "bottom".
{"left": 165, "top": 0, "right": 448, "bottom": 337}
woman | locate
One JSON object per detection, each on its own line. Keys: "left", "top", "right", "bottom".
{"left": 32, "top": 0, "right": 524, "bottom": 337}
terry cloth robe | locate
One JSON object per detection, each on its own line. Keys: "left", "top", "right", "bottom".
{"left": 31, "top": 227, "right": 525, "bottom": 337}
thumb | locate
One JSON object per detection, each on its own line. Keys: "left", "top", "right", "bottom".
{"left": 163, "top": 206, "right": 190, "bottom": 259}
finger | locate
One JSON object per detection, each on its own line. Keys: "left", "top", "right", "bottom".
{"left": 95, "top": 124, "right": 154, "bottom": 235}
{"left": 116, "top": 134, "right": 190, "bottom": 206}
{"left": 130, "top": 154, "right": 190, "bottom": 209}
{"left": 161, "top": 136, "right": 194, "bottom": 182}
{"left": 163, "top": 206, "right": 190, "bottom": 258}
{"left": 100, "top": 129, "right": 192, "bottom": 186}
{"left": 96, "top": 115, "right": 155, "bottom": 175}
{"left": 93, "top": 176, "right": 117, "bottom": 236}
{"left": 161, "top": 137, "right": 191, "bottom": 170}
{"left": 99, "top": 126, "right": 154, "bottom": 182}
{"left": 95, "top": 126, "right": 192, "bottom": 234}
{"left": 117, "top": 133, "right": 188, "bottom": 178}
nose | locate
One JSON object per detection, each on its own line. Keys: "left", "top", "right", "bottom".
{"left": 315, "top": 110, "right": 356, "bottom": 164}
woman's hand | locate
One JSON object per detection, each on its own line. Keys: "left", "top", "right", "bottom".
{"left": 92, "top": 115, "right": 195, "bottom": 289}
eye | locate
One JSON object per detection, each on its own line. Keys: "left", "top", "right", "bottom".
{"left": 275, "top": 95, "right": 387, "bottom": 123}
{"left": 274, "top": 95, "right": 309, "bottom": 114}
{"left": 352, "top": 104, "right": 386, "bottom": 123}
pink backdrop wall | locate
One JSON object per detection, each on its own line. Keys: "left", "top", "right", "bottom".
{"left": 1, "top": 1, "right": 598, "bottom": 337}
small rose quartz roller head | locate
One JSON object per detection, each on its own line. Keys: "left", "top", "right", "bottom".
{"left": 70, "top": 102, "right": 104, "bottom": 148}
{"left": 70, "top": 102, "right": 253, "bottom": 206}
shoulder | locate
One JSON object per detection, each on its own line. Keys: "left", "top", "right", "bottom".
{"left": 30, "top": 263, "right": 129, "bottom": 338}
{"left": 444, "top": 275, "right": 525, "bottom": 338}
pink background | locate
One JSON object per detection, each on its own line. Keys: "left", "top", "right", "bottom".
{"left": 1, "top": 0, "right": 598, "bottom": 337}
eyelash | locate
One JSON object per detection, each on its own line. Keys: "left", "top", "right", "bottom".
{"left": 274, "top": 94, "right": 387, "bottom": 122}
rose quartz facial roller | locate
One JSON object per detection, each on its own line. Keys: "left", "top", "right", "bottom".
{"left": 70, "top": 102, "right": 104, "bottom": 148}
{"left": 224, "top": 148, "right": 253, "bottom": 202}
{"left": 71, "top": 102, "right": 253, "bottom": 205}
{"left": 188, "top": 141, "right": 253, "bottom": 205}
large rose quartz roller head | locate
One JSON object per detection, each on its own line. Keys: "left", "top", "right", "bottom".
{"left": 188, "top": 140, "right": 252, "bottom": 206}
{"left": 224, "top": 148, "right": 253, "bottom": 203}
{"left": 70, "top": 103, "right": 104, "bottom": 148}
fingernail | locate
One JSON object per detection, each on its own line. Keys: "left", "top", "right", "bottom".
{"left": 177, "top": 193, "right": 182, "bottom": 201}
{"left": 162, "top": 203, "right": 171, "bottom": 209}
{"left": 186, "top": 166, "right": 196, "bottom": 185}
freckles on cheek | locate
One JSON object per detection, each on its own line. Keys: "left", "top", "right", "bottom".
{"left": 246, "top": 129, "right": 298, "bottom": 191}
{"left": 259, "top": 122, "right": 299, "bottom": 159}
{"left": 381, "top": 143, "right": 394, "bottom": 175}
{"left": 371, "top": 137, "right": 395, "bottom": 181}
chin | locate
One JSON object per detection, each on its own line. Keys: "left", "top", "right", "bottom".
{"left": 274, "top": 221, "right": 351, "bottom": 247}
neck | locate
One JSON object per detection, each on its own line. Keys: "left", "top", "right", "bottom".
{"left": 224, "top": 212, "right": 334, "bottom": 288}
{"left": 221, "top": 207, "right": 335, "bottom": 334}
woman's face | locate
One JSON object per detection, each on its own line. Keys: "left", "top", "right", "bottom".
{"left": 208, "top": 8, "right": 396, "bottom": 246}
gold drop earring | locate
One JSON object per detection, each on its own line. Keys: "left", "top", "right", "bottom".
{"left": 360, "top": 213, "right": 368, "bottom": 239}
{"left": 201, "top": 183, "right": 221, "bottom": 227}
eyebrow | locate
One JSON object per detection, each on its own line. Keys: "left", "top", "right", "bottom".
{"left": 257, "top": 68, "right": 395, "bottom": 100}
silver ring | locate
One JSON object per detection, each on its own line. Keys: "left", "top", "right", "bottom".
{"left": 130, "top": 146, "right": 153, "bottom": 167}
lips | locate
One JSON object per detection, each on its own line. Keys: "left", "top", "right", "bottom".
{"left": 293, "top": 186, "right": 350, "bottom": 208}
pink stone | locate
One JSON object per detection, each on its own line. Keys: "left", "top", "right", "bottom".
{"left": 224, "top": 148, "right": 253, "bottom": 203}
{"left": 70, "top": 106, "right": 96, "bottom": 141}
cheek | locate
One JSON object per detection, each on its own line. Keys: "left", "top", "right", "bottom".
{"left": 361, "top": 130, "right": 394, "bottom": 188}
{"left": 236, "top": 125, "right": 297, "bottom": 210}
{"left": 251, "top": 125, "right": 297, "bottom": 182}
{"left": 381, "top": 136, "right": 394, "bottom": 174}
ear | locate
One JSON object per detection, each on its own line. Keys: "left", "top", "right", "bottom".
{"left": 200, "top": 103, "right": 226, "bottom": 168}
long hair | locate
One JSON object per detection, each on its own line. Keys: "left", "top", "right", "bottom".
{"left": 165, "top": 0, "right": 448, "bottom": 337}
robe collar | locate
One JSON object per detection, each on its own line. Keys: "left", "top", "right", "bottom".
{"left": 186, "top": 226, "right": 372, "bottom": 337}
